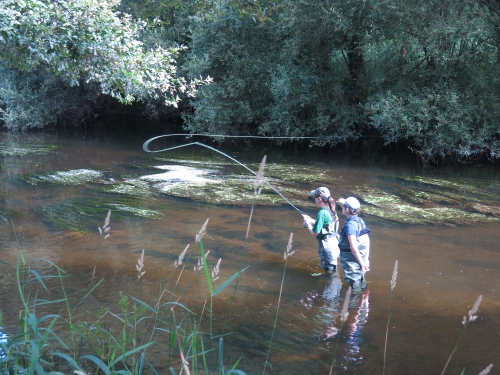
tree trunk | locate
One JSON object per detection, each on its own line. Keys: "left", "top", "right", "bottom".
{"left": 346, "top": 35, "right": 367, "bottom": 106}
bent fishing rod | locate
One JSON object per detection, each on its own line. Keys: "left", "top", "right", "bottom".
{"left": 142, "top": 133, "right": 321, "bottom": 216}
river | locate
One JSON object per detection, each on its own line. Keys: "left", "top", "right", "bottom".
{"left": 0, "top": 123, "right": 499, "bottom": 375}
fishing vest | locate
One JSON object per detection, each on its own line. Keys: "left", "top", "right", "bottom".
{"left": 339, "top": 216, "right": 370, "bottom": 251}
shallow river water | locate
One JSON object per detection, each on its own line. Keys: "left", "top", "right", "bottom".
{"left": 0, "top": 124, "right": 499, "bottom": 375}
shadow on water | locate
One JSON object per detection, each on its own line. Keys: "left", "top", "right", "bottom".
{"left": 0, "top": 124, "right": 499, "bottom": 374}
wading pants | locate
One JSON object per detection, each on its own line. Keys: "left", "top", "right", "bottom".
{"left": 317, "top": 233, "right": 340, "bottom": 271}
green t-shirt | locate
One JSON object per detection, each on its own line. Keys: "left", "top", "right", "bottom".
{"left": 312, "top": 207, "right": 333, "bottom": 234}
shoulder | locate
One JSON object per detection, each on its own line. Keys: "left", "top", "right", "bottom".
{"left": 316, "top": 208, "right": 328, "bottom": 217}
{"left": 344, "top": 217, "right": 358, "bottom": 233}
{"left": 320, "top": 207, "right": 333, "bottom": 220}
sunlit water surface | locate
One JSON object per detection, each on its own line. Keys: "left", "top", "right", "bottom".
{"left": 0, "top": 125, "right": 499, "bottom": 375}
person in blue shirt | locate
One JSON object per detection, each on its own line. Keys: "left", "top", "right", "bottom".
{"left": 302, "top": 187, "right": 340, "bottom": 275}
{"left": 338, "top": 197, "right": 370, "bottom": 292}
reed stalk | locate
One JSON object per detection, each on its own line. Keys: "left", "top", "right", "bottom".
{"left": 222, "top": 155, "right": 266, "bottom": 335}
{"left": 92, "top": 210, "right": 111, "bottom": 284}
{"left": 383, "top": 260, "right": 398, "bottom": 375}
{"left": 441, "top": 295, "right": 483, "bottom": 375}
{"left": 263, "top": 233, "right": 294, "bottom": 375}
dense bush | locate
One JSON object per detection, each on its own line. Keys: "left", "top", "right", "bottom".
{"left": 367, "top": 83, "right": 500, "bottom": 164}
{"left": 2, "top": 0, "right": 500, "bottom": 163}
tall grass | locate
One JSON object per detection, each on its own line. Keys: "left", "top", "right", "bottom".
{"left": 441, "top": 295, "right": 483, "bottom": 375}
{"left": 222, "top": 155, "right": 267, "bottom": 335}
{"left": 263, "top": 232, "right": 294, "bottom": 375}
{"left": 92, "top": 210, "right": 111, "bottom": 283}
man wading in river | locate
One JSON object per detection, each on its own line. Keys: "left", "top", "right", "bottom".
{"left": 302, "top": 187, "right": 340, "bottom": 275}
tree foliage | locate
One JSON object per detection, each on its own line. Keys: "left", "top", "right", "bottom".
{"left": 2, "top": 0, "right": 500, "bottom": 163}
{"left": 181, "top": 0, "right": 500, "bottom": 163}
{"left": 0, "top": 0, "right": 209, "bottom": 107}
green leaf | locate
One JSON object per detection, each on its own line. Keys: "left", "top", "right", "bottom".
{"left": 27, "top": 269, "right": 50, "bottom": 293}
{"left": 80, "top": 354, "right": 111, "bottom": 375}
{"left": 30, "top": 258, "right": 67, "bottom": 274}
{"left": 212, "top": 266, "right": 250, "bottom": 297}
{"left": 109, "top": 341, "right": 155, "bottom": 367}
{"left": 32, "top": 298, "right": 67, "bottom": 306}
{"left": 72, "top": 277, "right": 104, "bottom": 312}
{"left": 129, "top": 296, "right": 157, "bottom": 313}
{"left": 51, "top": 352, "right": 83, "bottom": 371}
{"left": 225, "top": 370, "right": 247, "bottom": 375}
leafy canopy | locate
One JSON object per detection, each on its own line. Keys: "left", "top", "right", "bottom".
{"left": 0, "top": 0, "right": 211, "bottom": 106}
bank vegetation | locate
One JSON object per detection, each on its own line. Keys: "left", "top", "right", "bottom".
{"left": 1, "top": 0, "right": 500, "bottom": 164}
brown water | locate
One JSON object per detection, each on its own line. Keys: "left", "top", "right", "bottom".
{"left": 0, "top": 127, "right": 499, "bottom": 375}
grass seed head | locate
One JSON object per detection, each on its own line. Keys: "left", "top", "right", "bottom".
{"left": 465, "top": 295, "right": 482, "bottom": 324}
{"left": 284, "top": 233, "right": 295, "bottom": 260}
{"left": 175, "top": 244, "right": 189, "bottom": 268}
{"left": 390, "top": 260, "right": 398, "bottom": 290}
{"left": 478, "top": 364, "right": 493, "bottom": 375}
{"left": 136, "top": 249, "right": 146, "bottom": 280}
{"left": 195, "top": 218, "right": 209, "bottom": 243}
{"left": 197, "top": 250, "right": 210, "bottom": 271}
{"left": 254, "top": 155, "right": 267, "bottom": 195}
{"left": 212, "top": 258, "right": 221, "bottom": 281}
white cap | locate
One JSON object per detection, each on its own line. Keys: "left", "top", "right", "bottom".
{"left": 338, "top": 197, "right": 361, "bottom": 212}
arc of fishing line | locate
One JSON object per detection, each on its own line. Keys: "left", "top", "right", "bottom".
{"left": 143, "top": 134, "right": 309, "bottom": 216}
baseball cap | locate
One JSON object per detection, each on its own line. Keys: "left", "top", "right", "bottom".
{"left": 338, "top": 197, "right": 361, "bottom": 212}
{"left": 310, "top": 187, "right": 331, "bottom": 199}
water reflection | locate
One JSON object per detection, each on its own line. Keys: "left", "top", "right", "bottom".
{"left": 0, "top": 327, "right": 7, "bottom": 374}
{"left": 344, "top": 290, "right": 370, "bottom": 367}
{"left": 300, "top": 275, "right": 370, "bottom": 371}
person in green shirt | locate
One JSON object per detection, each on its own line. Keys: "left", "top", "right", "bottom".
{"left": 302, "top": 187, "right": 340, "bottom": 274}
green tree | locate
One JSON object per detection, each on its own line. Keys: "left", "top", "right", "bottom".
{"left": 366, "top": 0, "right": 500, "bottom": 163}
{"left": 0, "top": 0, "right": 209, "bottom": 107}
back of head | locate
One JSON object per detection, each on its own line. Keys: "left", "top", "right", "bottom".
{"left": 310, "top": 187, "right": 331, "bottom": 202}
{"left": 339, "top": 196, "right": 361, "bottom": 214}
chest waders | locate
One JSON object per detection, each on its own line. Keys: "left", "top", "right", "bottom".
{"left": 339, "top": 216, "right": 370, "bottom": 292}
{"left": 317, "top": 214, "right": 340, "bottom": 273}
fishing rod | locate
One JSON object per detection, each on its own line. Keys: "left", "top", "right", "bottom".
{"left": 142, "top": 134, "right": 317, "bottom": 216}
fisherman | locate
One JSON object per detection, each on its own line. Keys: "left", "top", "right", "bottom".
{"left": 302, "top": 187, "right": 340, "bottom": 275}
{"left": 338, "top": 197, "right": 370, "bottom": 292}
